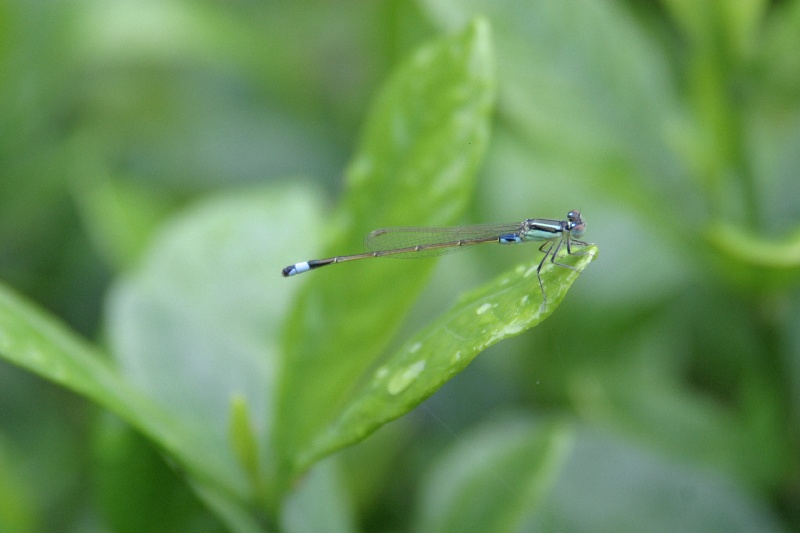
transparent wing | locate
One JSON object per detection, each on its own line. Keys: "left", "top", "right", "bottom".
{"left": 363, "top": 223, "right": 523, "bottom": 258}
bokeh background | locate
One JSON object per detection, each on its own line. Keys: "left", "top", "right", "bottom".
{"left": 1, "top": 0, "right": 799, "bottom": 531}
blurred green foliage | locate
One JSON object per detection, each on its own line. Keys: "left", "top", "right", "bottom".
{"left": 1, "top": 1, "right": 799, "bottom": 532}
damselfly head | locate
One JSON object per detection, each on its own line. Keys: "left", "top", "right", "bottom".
{"left": 567, "top": 210, "right": 585, "bottom": 238}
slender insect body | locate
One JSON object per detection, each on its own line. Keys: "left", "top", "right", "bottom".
{"left": 281, "top": 210, "right": 593, "bottom": 303}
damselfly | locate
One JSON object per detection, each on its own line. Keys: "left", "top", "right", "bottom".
{"left": 281, "top": 210, "right": 592, "bottom": 303}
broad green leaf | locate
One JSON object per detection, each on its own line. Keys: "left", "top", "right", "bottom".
{"left": 526, "top": 426, "right": 785, "bottom": 532}
{"left": 421, "top": 0, "right": 708, "bottom": 247}
{"left": 420, "top": 0, "right": 695, "bottom": 225}
{"left": 91, "top": 415, "right": 226, "bottom": 533}
{"left": 414, "top": 418, "right": 784, "bottom": 532}
{"left": 414, "top": 417, "right": 573, "bottom": 533}
{"left": 104, "top": 185, "right": 324, "bottom": 520}
{"left": 567, "top": 302, "right": 788, "bottom": 490}
{"left": 299, "top": 245, "right": 597, "bottom": 467}
{"left": 281, "top": 459, "right": 357, "bottom": 533}
{"left": 276, "top": 18, "right": 495, "bottom": 487}
{"left": 0, "top": 281, "right": 248, "bottom": 501}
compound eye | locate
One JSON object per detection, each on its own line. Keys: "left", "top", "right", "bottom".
{"left": 568, "top": 210, "right": 581, "bottom": 221}
{"left": 571, "top": 221, "right": 585, "bottom": 237}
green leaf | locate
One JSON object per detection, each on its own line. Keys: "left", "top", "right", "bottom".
{"left": 229, "top": 395, "right": 269, "bottom": 506}
{"left": 104, "top": 185, "right": 325, "bottom": 518}
{"left": 420, "top": 0, "right": 694, "bottom": 223}
{"left": 567, "top": 312, "right": 788, "bottom": 490}
{"left": 662, "top": 0, "right": 767, "bottom": 56}
{"left": 276, "top": 18, "right": 495, "bottom": 486}
{"left": 0, "top": 437, "right": 36, "bottom": 533}
{"left": 414, "top": 417, "right": 573, "bottom": 533}
{"left": 413, "top": 418, "right": 783, "bottom": 533}
{"left": 0, "top": 281, "right": 249, "bottom": 501}
{"left": 281, "top": 459, "right": 357, "bottom": 533}
{"left": 92, "top": 415, "right": 225, "bottom": 533}
{"left": 526, "top": 426, "right": 785, "bottom": 532}
{"left": 706, "top": 220, "right": 800, "bottom": 269}
{"left": 299, "top": 245, "right": 597, "bottom": 467}
{"left": 760, "top": 0, "right": 800, "bottom": 100}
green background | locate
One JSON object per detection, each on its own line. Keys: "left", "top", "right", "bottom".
{"left": 1, "top": 1, "right": 798, "bottom": 532}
